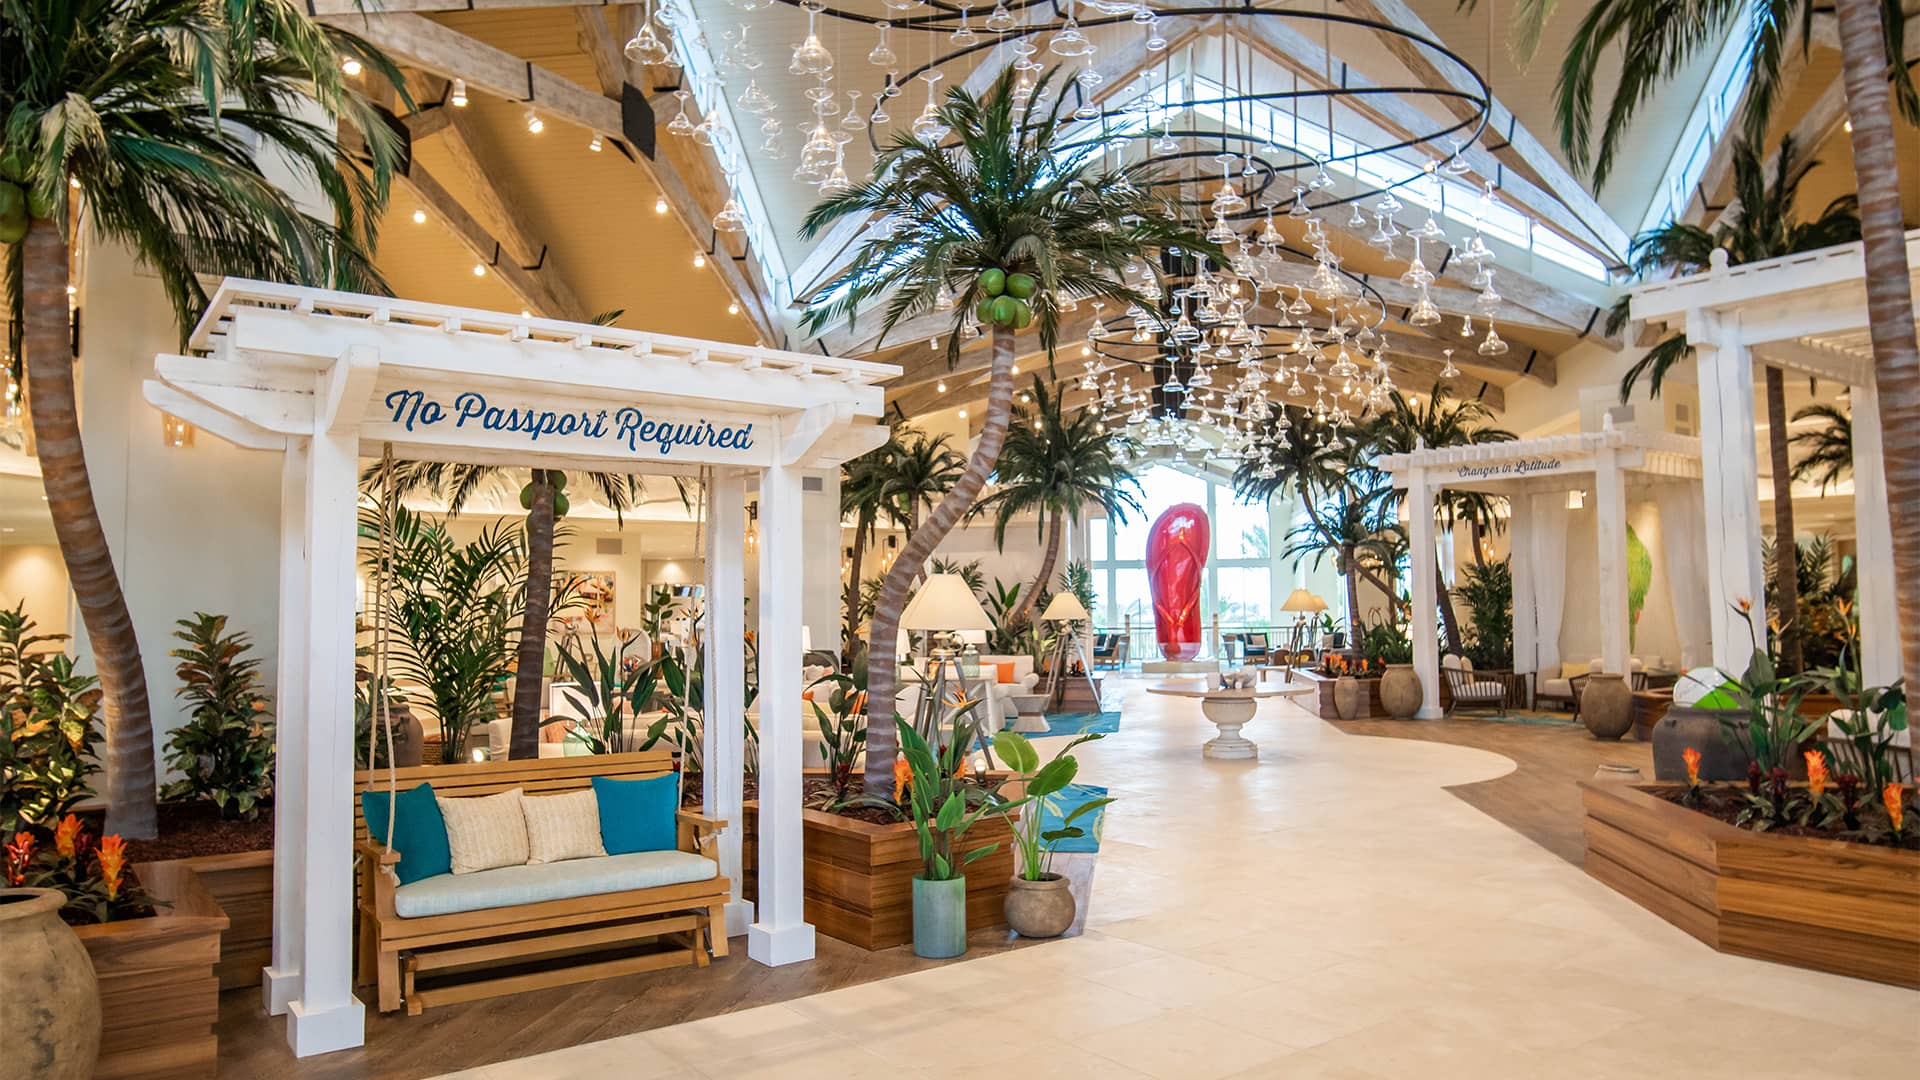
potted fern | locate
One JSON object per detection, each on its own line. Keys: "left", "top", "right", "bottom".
{"left": 992, "top": 731, "right": 1112, "bottom": 939}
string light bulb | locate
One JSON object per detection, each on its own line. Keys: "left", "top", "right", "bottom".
{"left": 411, "top": 208, "right": 426, "bottom": 224}
{"left": 525, "top": 109, "right": 544, "bottom": 134}
{"left": 654, "top": 196, "right": 668, "bottom": 214}
{"left": 450, "top": 78, "right": 468, "bottom": 107}
{"left": 728, "top": 301, "right": 740, "bottom": 315}
{"left": 341, "top": 56, "right": 362, "bottom": 77}
{"left": 693, "top": 252, "right": 706, "bottom": 269}
{"left": 588, "top": 133, "right": 603, "bottom": 152}
{"left": 472, "top": 263, "right": 486, "bottom": 277}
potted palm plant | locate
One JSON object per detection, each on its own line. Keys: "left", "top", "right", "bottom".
{"left": 802, "top": 65, "right": 1218, "bottom": 797}
{"left": 991, "top": 731, "right": 1112, "bottom": 939}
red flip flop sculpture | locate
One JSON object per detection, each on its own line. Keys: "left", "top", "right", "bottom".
{"left": 1145, "top": 502, "right": 1209, "bottom": 661}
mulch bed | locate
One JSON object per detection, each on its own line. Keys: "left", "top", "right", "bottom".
{"left": 1646, "top": 785, "right": 1919, "bottom": 850}
{"left": 77, "top": 801, "right": 276, "bottom": 863}
{"left": 678, "top": 772, "right": 902, "bottom": 826}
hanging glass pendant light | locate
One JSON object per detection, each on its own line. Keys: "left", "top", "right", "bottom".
{"left": 912, "top": 71, "right": 949, "bottom": 140}
{"left": 868, "top": 22, "right": 898, "bottom": 70}
{"left": 789, "top": 4, "right": 834, "bottom": 76}
{"left": 951, "top": 4, "right": 978, "bottom": 46}
{"left": 1050, "top": 0, "right": 1095, "bottom": 56}
{"left": 737, "top": 80, "right": 774, "bottom": 115}
{"left": 713, "top": 197, "right": 746, "bottom": 233}
{"left": 1478, "top": 325, "right": 1509, "bottom": 356}
{"left": 985, "top": 2, "right": 1016, "bottom": 31}
{"left": 1440, "top": 347, "right": 1461, "bottom": 378}
{"left": 623, "top": 0, "right": 674, "bottom": 66}
{"left": 666, "top": 90, "right": 695, "bottom": 137}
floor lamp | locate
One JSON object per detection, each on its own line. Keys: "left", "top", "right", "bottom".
{"left": 1280, "top": 589, "right": 1328, "bottom": 681}
{"left": 1039, "top": 592, "right": 1098, "bottom": 711}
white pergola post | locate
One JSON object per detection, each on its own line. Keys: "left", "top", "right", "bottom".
{"left": 1691, "top": 310, "right": 1769, "bottom": 668}
{"left": 1509, "top": 501, "right": 1537, "bottom": 692}
{"left": 283, "top": 421, "right": 365, "bottom": 1057}
{"left": 1593, "top": 448, "right": 1631, "bottom": 674}
{"left": 1850, "top": 380, "right": 1900, "bottom": 685}
{"left": 747, "top": 459, "right": 815, "bottom": 966}
{"left": 263, "top": 438, "right": 307, "bottom": 1017}
{"left": 702, "top": 469, "right": 754, "bottom": 936}
{"left": 1407, "top": 470, "right": 1442, "bottom": 719}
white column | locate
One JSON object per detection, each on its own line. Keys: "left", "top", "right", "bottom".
{"left": 1692, "top": 311, "right": 1768, "bottom": 669}
{"left": 1509, "top": 498, "right": 1537, "bottom": 684}
{"left": 747, "top": 460, "right": 815, "bottom": 966}
{"left": 264, "top": 439, "right": 308, "bottom": 1016}
{"left": 1407, "top": 472, "right": 1442, "bottom": 719}
{"left": 1851, "top": 380, "right": 1900, "bottom": 685}
{"left": 702, "top": 469, "right": 754, "bottom": 936}
{"left": 284, "top": 425, "right": 365, "bottom": 1056}
{"left": 1594, "top": 452, "right": 1631, "bottom": 674}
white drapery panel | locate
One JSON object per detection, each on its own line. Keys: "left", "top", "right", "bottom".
{"left": 1654, "top": 481, "right": 1712, "bottom": 668}
{"left": 1522, "top": 493, "right": 1570, "bottom": 677}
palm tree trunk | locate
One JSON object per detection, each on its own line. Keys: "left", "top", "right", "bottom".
{"left": 864, "top": 327, "right": 1018, "bottom": 796}
{"left": 22, "top": 217, "right": 158, "bottom": 838}
{"left": 1435, "top": 557, "right": 1463, "bottom": 655}
{"left": 1764, "top": 367, "right": 1804, "bottom": 673}
{"left": 1834, "top": 0, "right": 1920, "bottom": 686}
{"left": 842, "top": 516, "right": 868, "bottom": 653}
{"left": 510, "top": 469, "right": 554, "bottom": 759}
{"left": 1342, "top": 542, "right": 1363, "bottom": 656}
{"left": 1010, "top": 510, "right": 1062, "bottom": 627}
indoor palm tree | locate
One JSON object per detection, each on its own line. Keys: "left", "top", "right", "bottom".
{"left": 1235, "top": 408, "right": 1378, "bottom": 645}
{"left": 1608, "top": 136, "right": 1859, "bottom": 672}
{"left": 970, "top": 377, "right": 1143, "bottom": 626}
{"left": 1789, "top": 402, "right": 1853, "bottom": 493}
{"left": 801, "top": 66, "right": 1216, "bottom": 795}
{"left": 1531, "top": 0, "right": 1920, "bottom": 684}
{"left": 839, "top": 428, "right": 908, "bottom": 652}
{"left": 880, "top": 430, "right": 965, "bottom": 543}
{"left": 369, "top": 462, "right": 642, "bottom": 760}
{"left": 1362, "top": 384, "right": 1517, "bottom": 655}
{"left": 2, "top": 0, "right": 405, "bottom": 836}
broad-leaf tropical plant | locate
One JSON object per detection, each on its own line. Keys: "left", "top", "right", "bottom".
{"left": 1517, "top": 0, "right": 1920, "bottom": 691}
{"left": 369, "top": 461, "right": 641, "bottom": 759}
{"left": 1607, "top": 135, "right": 1859, "bottom": 672}
{"left": 801, "top": 66, "right": 1218, "bottom": 795}
{"left": 970, "top": 376, "right": 1143, "bottom": 626}
{"left": 991, "top": 729, "right": 1112, "bottom": 882}
{"left": 2, "top": 0, "right": 407, "bottom": 835}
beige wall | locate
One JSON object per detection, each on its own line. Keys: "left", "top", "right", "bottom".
{"left": 0, "top": 544, "right": 71, "bottom": 638}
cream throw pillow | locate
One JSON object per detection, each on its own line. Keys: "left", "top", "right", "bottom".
{"left": 439, "top": 788, "right": 530, "bottom": 874}
{"left": 522, "top": 789, "right": 607, "bottom": 864}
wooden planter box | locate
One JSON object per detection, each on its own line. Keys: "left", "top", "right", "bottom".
{"left": 75, "top": 861, "right": 229, "bottom": 1080}
{"left": 1581, "top": 782, "right": 1919, "bottom": 989}
{"left": 741, "top": 799, "right": 1016, "bottom": 951}
{"left": 1287, "top": 670, "right": 1453, "bottom": 719}
{"left": 155, "top": 849, "right": 273, "bottom": 991}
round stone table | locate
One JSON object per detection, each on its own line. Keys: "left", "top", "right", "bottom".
{"left": 1145, "top": 679, "right": 1315, "bottom": 760}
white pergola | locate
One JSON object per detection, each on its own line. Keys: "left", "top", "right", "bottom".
{"left": 143, "top": 280, "right": 896, "bottom": 1056}
{"left": 1631, "top": 231, "right": 1917, "bottom": 685}
{"left": 1380, "top": 425, "right": 1704, "bottom": 718}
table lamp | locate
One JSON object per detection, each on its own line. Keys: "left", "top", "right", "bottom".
{"left": 901, "top": 573, "right": 993, "bottom": 656}
{"left": 1039, "top": 592, "right": 1090, "bottom": 624}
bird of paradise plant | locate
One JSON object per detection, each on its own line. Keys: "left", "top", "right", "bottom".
{"left": 1681, "top": 747, "right": 1704, "bottom": 807}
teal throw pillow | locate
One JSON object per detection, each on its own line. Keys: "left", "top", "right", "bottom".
{"left": 592, "top": 774, "right": 678, "bottom": 855}
{"left": 361, "top": 782, "right": 452, "bottom": 885}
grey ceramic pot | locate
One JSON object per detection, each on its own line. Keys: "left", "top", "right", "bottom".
{"left": 1004, "top": 874, "right": 1076, "bottom": 939}
{"left": 1652, "top": 705, "right": 1753, "bottom": 781}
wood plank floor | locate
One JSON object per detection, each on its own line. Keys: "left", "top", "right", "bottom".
{"left": 1330, "top": 715, "right": 1654, "bottom": 865}
{"left": 219, "top": 925, "right": 1037, "bottom": 1079}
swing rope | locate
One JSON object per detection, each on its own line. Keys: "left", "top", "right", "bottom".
{"left": 375, "top": 442, "right": 399, "bottom": 864}
{"left": 674, "top": 466, "right": 710, "bottom": 809}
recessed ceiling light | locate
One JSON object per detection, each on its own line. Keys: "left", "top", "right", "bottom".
{"left": 588, "top": 133, "right": 603, "bottom": 152}
{"left": 957, "top": 408, "right": 968, "bottom": 419}
{"left": 728, "top": 301, "right": 740, "bottom": 315}
{"left": 411, "top": 208, "right": 426, "bottom": 224}
{"left": 525, "top": 109, "right": 544, "bottom": 134}
{"left": 655, "top": 196, "right": 668, "bottom": 214}
{"left": 473, "top": 263, "right": 486, "bottom": 277}
{"left": 450, "top": 78, "right": 468, "bottom": 107}
{"left": 693, "top": 253, "right": 706, "bottom": 269}
{"left": 936, "top": 380, "right": 947, "bottom": 393}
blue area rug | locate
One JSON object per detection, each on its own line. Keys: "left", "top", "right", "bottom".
{"left": 1041, "top": 711, "right": 1122, "bottom": 737}
{"left": 1034, "top": 782, "right": 1110, "bottom": 853}
{"left": 1477, "top": 710, "right": 1580, "bottom": 727}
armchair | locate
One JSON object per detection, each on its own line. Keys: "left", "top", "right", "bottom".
{"left": 1441, "top": 654, "right": 1510, "bottom": 717}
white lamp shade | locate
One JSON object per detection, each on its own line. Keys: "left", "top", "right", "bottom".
{"left": 900, "top": 574, "right": 995, "bottom": 632}
{"left": 801, "top": 625, "right": 813, "bottom": 653}
{"left": 1281, "top": 589, "right": 1327, "bottom": 613}
{"left": 954, "top": 628, "right": 988, "bottom": 646}
{"left": 1039, "top": 592, "right": 1090, "bottom": 622}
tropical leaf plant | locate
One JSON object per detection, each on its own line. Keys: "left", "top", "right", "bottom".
{"left": 159, "top": 613, "right": 274, "bottom": 819}
{"left": 0, "top": 605, "right": 101, "bottom": 835}
{"left": 992, "top": 730, "right": 1112, "bottom": 881}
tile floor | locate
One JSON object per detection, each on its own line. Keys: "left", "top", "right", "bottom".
{"left": 438, "top": 677, "right": 1918, "bottom": 1080}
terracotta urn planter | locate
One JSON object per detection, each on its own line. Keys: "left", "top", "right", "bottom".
{"left": 1582, "top": 673, "right": 1634, "bottom": 740}
{"left": 1332, "top": 676, "right": 1362, "bottom": 720}
{"left": 1379, "top": 664, "right": 1423, "bottom": 719}
{"left": 1004, "top": 874, "right": 1076, "bottom": 939}
{"left": 0, "top": 888, "right": 101, "bottom": 1080}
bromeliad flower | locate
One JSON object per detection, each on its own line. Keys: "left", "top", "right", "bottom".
{"left": 4, "top": 831, "right": 35, "bottom": 886}
{"left": 54, "top": 814, "right": 83, "bottom": 859}
{"left": 1735, "top": 597, "right": 1754, "bottom": 614}
{"left": 1682, "top": 747, "right": 1702, "bottom": 787}
{"left": 892, "top": 755, "right": 913, "bottom": 803}
{"left": 1804, "top": 750, "right": 1829, "bottom": 798}
{"left": 1884, "top": 783, "right": 1905, "bottom": 836}
{"left": 97, "top": 836, "right": 128, "bottom": 901}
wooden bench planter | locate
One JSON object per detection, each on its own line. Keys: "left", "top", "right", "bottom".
{"left": 741, "top": 800, "right": 1015, "bottom": 951}
{"left": 75, "top": 861, "right": 229, "bottom": 1080}
{"left": 353, "top": 752, "right": 730, "bottom": 1015}
{"left": 1581, "top": 782, "right": 1920, "bottom": 989}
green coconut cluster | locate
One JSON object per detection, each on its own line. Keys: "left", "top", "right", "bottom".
{"left": 973, "top": 268, "right": 1036, "bottom": 330}
{"left": 520, "top": 471, "right": 571, "bottom": 517}
{"left": 0, "top": 180, "right": 34, "bottom": 244}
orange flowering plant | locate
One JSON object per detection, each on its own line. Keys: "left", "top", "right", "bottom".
{"left": 6, "top": 814, "right": 147, "bottom": 924}
{"left": 1680, "top": 747, "right": 1704, "bottom": 806}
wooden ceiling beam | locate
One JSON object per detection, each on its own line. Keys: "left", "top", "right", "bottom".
{"left": 325, "top": 10, "right": 782, "bottom": 344}
{"left": 399, "top": 162, "right": 586, "bottom": 321}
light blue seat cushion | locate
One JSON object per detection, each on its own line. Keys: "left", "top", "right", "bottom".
{"left": 392, "top": 850, "right": 718, "bottom": 919}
